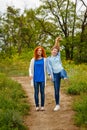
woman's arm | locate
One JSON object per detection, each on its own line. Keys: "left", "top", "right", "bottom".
{"left": 29, "top": 58, "right": 34, "bottom": 79}
{"left": 46, "top": 57, "right": 54, "bottom": 80}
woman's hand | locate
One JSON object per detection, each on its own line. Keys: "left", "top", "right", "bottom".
{"left": 29, "top": 76, "right": 33, "bottom": 80}
{"left": 49, "top": 75, "right": 52, "bottom": 80}
{"left": 55, "top": 36, "right": 62, "bottom": 43}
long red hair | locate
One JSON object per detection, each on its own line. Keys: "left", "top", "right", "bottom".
{"left": 34, "top": 46, "right": 47, "bottom": 60}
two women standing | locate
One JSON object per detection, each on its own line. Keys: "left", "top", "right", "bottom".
{"left": 29, "top": 36, "right": 68, "bottom": 111}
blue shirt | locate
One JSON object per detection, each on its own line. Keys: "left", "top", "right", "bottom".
{"left": 47, "top": 52, "right": 63, "bottom": 76}
{"left": 34, "top": 58, "right": 45, "bottom": 82}
{"left": 50, "top": 54, "right": 63, "bottom": 73}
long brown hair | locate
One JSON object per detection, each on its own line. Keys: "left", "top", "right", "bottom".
{"left": 34, "top": 46, "right": 47, "bottom": 60}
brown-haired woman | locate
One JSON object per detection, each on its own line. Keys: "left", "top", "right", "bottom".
{"left": 29, "top": 46, "right": 47, "bottom": 111}
{"left": 47, "top": 36, "right": 68, "bottom": 111}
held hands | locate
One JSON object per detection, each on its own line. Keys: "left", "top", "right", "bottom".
{"left": 49, "top": 75, "right": 52, "bottom": 80}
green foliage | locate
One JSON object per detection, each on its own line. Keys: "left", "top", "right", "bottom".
{"left": 0, "top": 0, "right": 87, "bottom": 62}
{"left": 67, "top": 81, "right": 87, "bottom": 95}
{"left": 0, "top": 73, "right": 29, "bottom": 130}
{"left": 63, "top": 63, "right": 87, "bottom": 127}
{"left": 74, "top": 41, "right": 87, "bottom": 63}
{"left": 19, "top": 48, "right": 34, "bottom": 61}
{"left": 0, "top": 110, "right": 26, "bottom": 130}
{"left": 66, "top": 63, "right": 87, "bottom": 95}
{"left": 0, "top": 50, "right": 32, "bottom": 76}
{"left": 73, "top": 94, "right": 87, "bottom": 128}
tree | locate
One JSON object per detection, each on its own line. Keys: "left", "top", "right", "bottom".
{"left": 76, "top": 0, "right": 87, "bottom": 62}
{"left": 0, "top": 6, "right": 21, "bottom": 55}
{"left": 37, "top": 0, "right": 79, "bottom": 60}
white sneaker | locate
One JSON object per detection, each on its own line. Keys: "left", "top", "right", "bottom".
{"left": 54, "top": 105, "right": 60, "bottom": 111}
{"left": 40, "top": 107, "right": 45, "bottom": 111}
{"left": 36, "top": 107, "right": 39, "bottom": 111}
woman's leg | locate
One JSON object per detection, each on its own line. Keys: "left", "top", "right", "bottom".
{"left": 53, "top": 73, "right": 61, "bottom": 105}
{"left": 40, "top": 82, "right": 45, "bottom": 107}
{"left": 34, "top": 82, "right": 39, "bottom": 107}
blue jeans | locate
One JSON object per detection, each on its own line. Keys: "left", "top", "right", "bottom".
{"left": 34, "top": 82, "right": 45, "bottom": 107}
{"left": 53, "top": 73, "right": 61, "bottom": 105}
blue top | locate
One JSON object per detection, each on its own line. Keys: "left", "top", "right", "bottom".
{"left": 34, "top": 58, "right": 45, "bottom": 82}
{"left": 47, "top": 52, "right": 63, "bottom": 74}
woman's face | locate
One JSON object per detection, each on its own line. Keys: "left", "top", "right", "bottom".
{"left": 51, "top": 48, "right": 58, "bottom": 56}
{"left": 37, "top": 48, "right": 42, "bottom": 56}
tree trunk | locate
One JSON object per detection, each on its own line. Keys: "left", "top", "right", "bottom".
{"left": 65, "top": 46, "right": 71, "bottom": 60}
{"left": 70, "top": 46, "right": 74, "bottom": 60}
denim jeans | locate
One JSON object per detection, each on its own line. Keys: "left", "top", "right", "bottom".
{"left": 53, "top": 72, "right": 61, "bottom": 105}
{"left": 34, "top": 82, "right": 45, "bottom": 107}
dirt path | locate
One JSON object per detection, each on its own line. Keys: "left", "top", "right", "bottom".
{"left": 12, "top": 76, "right": 79, "bottom": 130}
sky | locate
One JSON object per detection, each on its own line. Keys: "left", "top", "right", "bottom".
{"left": 0, "top": 0, "right": 87, "bottom": 14}
{"left": 0, "top": 0, "right": 41, "bottom": 14}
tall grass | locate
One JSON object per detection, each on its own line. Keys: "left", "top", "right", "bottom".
{"left": 73, "top": 94, "right": 87, "bottom": 127}
{"left": 62, "top": 62, "right": 87, "bottom": 129}
{"left": 0, "top": 73, "right": 30, "bottom": 130}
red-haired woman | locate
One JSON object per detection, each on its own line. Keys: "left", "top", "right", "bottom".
{"left": 29, "top": 46, "right": 47, "bottom": 111}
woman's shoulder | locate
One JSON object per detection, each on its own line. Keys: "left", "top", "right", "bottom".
{"left": 43, "top": 57, "right": 47, "bottom": 62}
{"left": 30, "top": 58, "right": 35, "bottom": 62}
{"left": 46, "top": 56, "right": 50, "bottom": 60}
{"left": 46, "top": 56, "right": 52, "bottom": 63}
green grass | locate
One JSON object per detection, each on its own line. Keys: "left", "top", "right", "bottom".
{"left": 0, "top": 73, "right": 30, "bottom": 130}
{"left": 73, "top": 94, "right": 87, "bottom": 129}
{"left": 0, "top": 50, "right": 87, "bottom": 129}
{"left": 67, "top": 81, "right": 87, "bottom": 95}
{"left": 61, "top": 62, "right": 87, "bottom": 128}
{"left": 0, "top": 59, "right": 29, "bottom": 76}
{"left": 0, "top": 49, "right": 34, "bottom": 76}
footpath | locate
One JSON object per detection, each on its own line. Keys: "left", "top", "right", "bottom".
{"left": 12, "top": 76, "right": 79, "bottom": 130}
